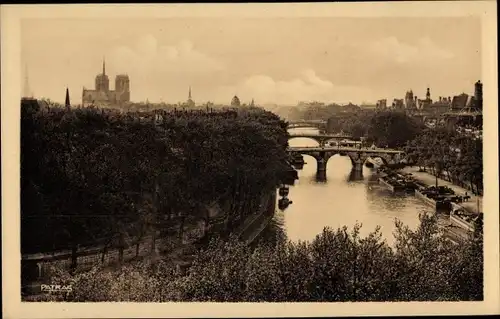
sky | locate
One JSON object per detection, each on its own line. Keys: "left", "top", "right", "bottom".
{"left": 21, "top": 17, "right": 481, "bottom": 106}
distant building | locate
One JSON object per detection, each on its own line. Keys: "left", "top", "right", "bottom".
{"left": 428, "top": 96, "right": 451, "bottom": 114}
{"left": 404, "top": 90, "right": 417, "bottom": 110}
{"left": 416, "top": 87, "right": 433, "bottom": 109}
{"left": 411, "top": 86, "right": 452, "bottom": 114}
{"left": 82, "top": 59, "right": 130, "bottom": 107}
{"left": 343, "top": 102, "right": 360, "bottom": 112}
{"left": 376, "top": 99, "right": 387, "bottom": 109}
{"left": 231, "top": 95, "right": 241, "bottom": 107}
{"left": 392, "top": 99, "right": 404, "bottom": 110}
{"left": 450, "top": 93, "right": 469, "bottom": 111}
{"left": 474, "top": 80, "right": 483, "bottom": 110}
{"left": 448, "top": 80, "right": 482, "bottom": 112}
{"left": 184, "top": 86, "right": 195, "bottom": 108}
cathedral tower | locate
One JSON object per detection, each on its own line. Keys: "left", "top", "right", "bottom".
{"left": 95, "top": 58, "right": 109, "bottom": 92}
{"left": 115, "top": 74, "right": 130, "bottom": 103}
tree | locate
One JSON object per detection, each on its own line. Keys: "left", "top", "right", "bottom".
{"left": 22, "top": 101, "right": 291, "bottom": 258}
{"left": 44, "top": 214, "right": 483, "bottom": 302}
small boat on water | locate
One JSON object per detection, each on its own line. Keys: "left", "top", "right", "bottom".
{"left": 292, "top": 162, "right": 305, "bottom": 170}
{"left": 278, "top": 197, "right": 292, "bottom": 210}
{"left": 290, "top": 154, "right": 305, "bottom": 166}
{"left": 279, "top": 186, "right": 290, "bottom": 197}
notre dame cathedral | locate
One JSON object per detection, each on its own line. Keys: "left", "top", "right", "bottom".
{"left": 82, "top": 59, "right": 130, "bottom": 107}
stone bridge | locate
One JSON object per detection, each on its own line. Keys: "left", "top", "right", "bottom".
{"left": 288, "top": 146, "right": 404, "bottom": 181}
{"left": 288, "top": 120, "right": 327, "bottom": 130}
{"left": 288, "top": 133, "right": 353, "bottom": 147}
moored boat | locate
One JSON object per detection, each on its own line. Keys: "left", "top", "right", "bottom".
{"left": 415, "top": 186, "right": 456, "bottom": 212}
{"left": 279, "top": 186, "right": 290, "bottom": 197}
{"left": 449, "top": 203, "right": 480, "bottom": 232}
{"left": 278, "top": 197, "right": 292, "bottom": 210}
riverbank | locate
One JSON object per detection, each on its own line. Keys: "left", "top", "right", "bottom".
{"left": 22, "top": 189, "right": 278, "bottom": 300}
{"left": 400, "top": 166, "right": 483, "bottom": 214}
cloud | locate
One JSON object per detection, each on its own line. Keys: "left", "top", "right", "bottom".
{"left": 109, "top": 35, "right": 224, "bottom": 78}
{"left": 368, "top": 36, "right": 455, "bottom": 64}
{"left": 213, "top": 69, "right": 375, "bottom": 105}
{"left": 104, "top": 35, "right": 226, "bottom": 101}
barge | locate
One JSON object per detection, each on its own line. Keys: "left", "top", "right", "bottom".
{"left": 414, "top": 186, "right": 457, "bottom": 212}
{"left": 449, "top": 203, "right": 481, "bottom": 233}
{"left": 378, "top": 172, "right": 420, "bottom": 194}
{"left": 378, "top": 177, "right": 406, "bottom": 193}
{"left": 415, "top": 188, "right": 438, "bottom": 207}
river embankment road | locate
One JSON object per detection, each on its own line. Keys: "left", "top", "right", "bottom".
{"left": 399, "top": 166, "right": 483, "bottom": 214}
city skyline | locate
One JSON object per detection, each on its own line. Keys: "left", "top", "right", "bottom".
{"left": 21, "top": 16, "right": 481, "bottom": 106}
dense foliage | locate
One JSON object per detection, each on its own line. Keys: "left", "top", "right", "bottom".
{"left": 275, "top": 102, "right": 361, "bottom": 122}
{"left": 21, "top": 101, "right": 290, "bottom": 258}
{"left": 38, "top": 214, "right": 483, "bottom": 302}
{"left": 327, "top": 110, "right": 425, "bottom": 148}
{"left": 405, "top": 127, "right": 483, "bottom": 195}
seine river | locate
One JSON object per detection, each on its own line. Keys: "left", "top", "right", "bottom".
{"left": 273, "top": 127, "right": 433, "bottom": 246}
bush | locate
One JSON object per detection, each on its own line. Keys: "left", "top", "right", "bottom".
{"left": 44, "top": 214, "right": 482, "bottom": 302}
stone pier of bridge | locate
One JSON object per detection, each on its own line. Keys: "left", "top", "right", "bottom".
{"left": 314, "top": 151, "right": 368, "bottom": 182}
{"left": 288, "top": 146, "right": 404, "bottom": 182}
{"left": 316, "top": 157, "right": 327, "bottom": 181}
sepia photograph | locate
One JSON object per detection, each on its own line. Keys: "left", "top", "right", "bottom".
{"left": 2, "top": 2, "right": 498, "bottom": 318}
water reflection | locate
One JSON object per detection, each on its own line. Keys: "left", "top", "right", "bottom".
{"left": 270, "top": 127, "right": 431, "bottom": 246}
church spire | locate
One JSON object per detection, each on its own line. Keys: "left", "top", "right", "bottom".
{"left": 65, "top": 87, "right": 71, "bottom": 110}
{"left": 188, "top": 86, "right": 192, "bottom": 99}
{"left": 102, "top": 57, "right": 106, "bottom": 75}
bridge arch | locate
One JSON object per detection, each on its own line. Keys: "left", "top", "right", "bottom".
{"left": 287, "top": 135, "right": 321, "bottom": 147}
{"left": 290, "top": 150, "right": 352, "bottom": 181}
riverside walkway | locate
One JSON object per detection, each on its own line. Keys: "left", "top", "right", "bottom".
{"left": 400, "top": 166, "right": 483, "bottom": 214}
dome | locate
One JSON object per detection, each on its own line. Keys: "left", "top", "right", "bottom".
{"left": 231, "top": 95, "right": 241, "bottom": 107}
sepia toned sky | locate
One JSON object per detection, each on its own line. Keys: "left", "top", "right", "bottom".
{"left": 21, "top": 17, "right": 481, "bottom": 105}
